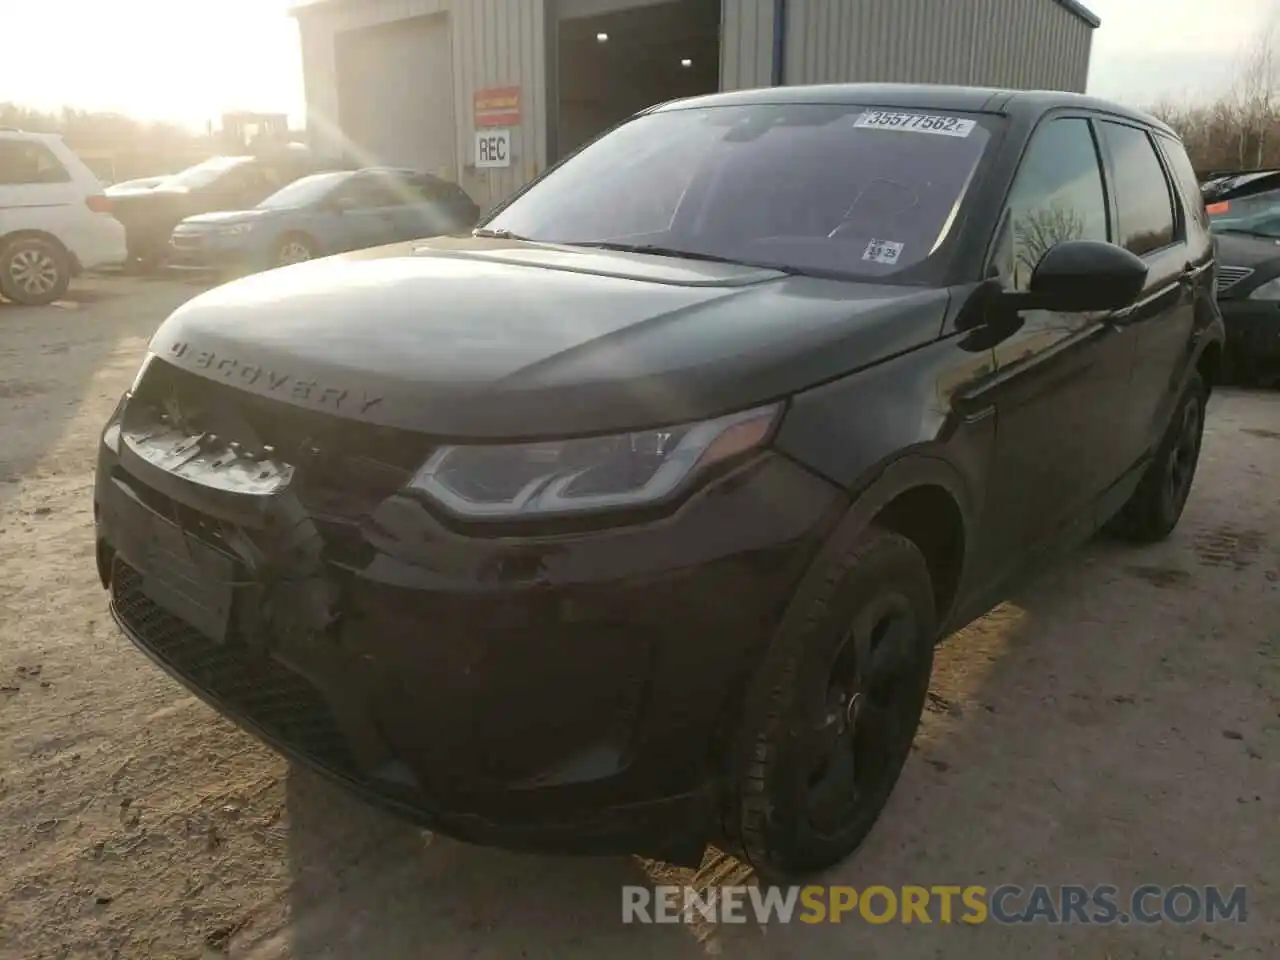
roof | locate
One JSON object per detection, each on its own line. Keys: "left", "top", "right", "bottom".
{"left": 288, "top": 0, "right": 1101, "bottom": 26}
{"left": 1054, "top": 0, "right": 1101, "bottom": 28}
{"left": 652, "top": 83, "right": 1171, "bottom": 134}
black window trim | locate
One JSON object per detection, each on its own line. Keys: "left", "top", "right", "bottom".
{"left": 1094, "top": 117, "right": 1181, "bottom": 258}
{"left": 981, "top": 109, "right": 1114, "bottom": 283}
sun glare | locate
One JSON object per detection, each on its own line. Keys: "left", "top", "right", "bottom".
{"left": 0, "top": 0, "right": 304, "bottom": 128}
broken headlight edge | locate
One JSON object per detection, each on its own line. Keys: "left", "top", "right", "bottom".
{"left": 103, "top": 352, "right": 157, "bottom": 454}
{"left": 405, "top": 403, "right": 783, "bottom": 519}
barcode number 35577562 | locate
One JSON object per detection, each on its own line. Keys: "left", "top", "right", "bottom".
{"left": 853, "top": 111, "right": 977, "bottom": 138}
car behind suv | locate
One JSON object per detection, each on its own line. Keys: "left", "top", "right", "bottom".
{"left": 1202, "top": 168, "right": 1280, "bottom": 383}
{"left": 168, "top": 167, "right": 480, "bottom": 275}
{"left": 0, "top": 129, "right": 126, "bottom": 304}
{"left": 107, "top": 145, "right": 330, "bottom": 271}
{"left": 95, "top": 85, "right": 1223, "bottom": 879}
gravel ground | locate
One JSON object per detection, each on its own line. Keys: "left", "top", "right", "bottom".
{"left": 0, "top": 275, "right": 1276, "bottom": 959}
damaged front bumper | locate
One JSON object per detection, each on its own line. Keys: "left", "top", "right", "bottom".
{"left": 93, "top": 360, "right": 844, "bottom": 861}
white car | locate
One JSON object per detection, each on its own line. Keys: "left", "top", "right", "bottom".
{"left": 0, "top": 129, "right": 127, "bottom": 305}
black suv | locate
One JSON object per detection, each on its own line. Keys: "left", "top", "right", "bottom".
{"left": 95, "top": 84, "right": 1223, "bottom": 879}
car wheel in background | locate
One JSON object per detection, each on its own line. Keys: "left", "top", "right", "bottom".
{"left": 1105, "top": 370, "right": 1208, "bottom": 543}
{"left": 0, "top": 236, "right": 72, "bottom": 306}
{"left": 722, "top": 525, "right": 936, "bottom": 880}
{"left": 276, "top": 234, "right": 316, "bottom": 267}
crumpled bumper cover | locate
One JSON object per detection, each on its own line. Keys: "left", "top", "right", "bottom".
{"left": 93, "top": 379, "right": 844, "bottom": 859}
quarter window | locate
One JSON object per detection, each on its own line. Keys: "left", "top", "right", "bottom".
{"left": 0, "top": 140, "right": 71, "bottom": 185}
{"left": 996, "top": 118, "right": 1109, "bottom": 291}
{"left": 1098, "top": 121, "right": 1176, "bottom": 255}
{"left": 1157, "top": 135, "right": 1209, "bottom": 231}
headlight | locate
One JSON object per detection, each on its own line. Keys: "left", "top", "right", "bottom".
{"left": 217, "top": 223, "right": 255, "bottom": 236}
{"left": 407, "top": 403, "right": 781, "bottom": 519}
{"left": 1248, "top": 277, "right": 1280, "bottom": 300}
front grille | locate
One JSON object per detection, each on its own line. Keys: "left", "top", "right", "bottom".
{"left": 1217, "top": 265, "right": 1255, "bottom": 294}
{"left": 112, "top": 559, "right": 357, "bottom": 775}
{"left": 170, "top": 234, "right": 202, "bottom": 250}
{"left": 131, "top": 360, "right": 430, "bottom": 523}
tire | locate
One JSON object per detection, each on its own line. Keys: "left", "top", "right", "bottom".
{"left": 275, "top": 234, "right": 316, "bottom": 267}
{"left": 1105, "top": 371, "right": 1207, "bottom": 543}
{"left": 0, "top": 236, "right": 71, "bottom": 306}
{"left": 722, "top": 525, "right": 936, "bottom": 880}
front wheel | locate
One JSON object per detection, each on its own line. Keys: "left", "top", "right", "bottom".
{"left": 0, "top": 236, "right": 71, "bottom": 305}
{"left": 722, "top": 525, "right": 936, "bottom": 880}
{"left": 275, "top": 234, "right": 316, "bottom": 267}
{"left": 1106, "top": 371, "right": 1207, "bottom": 543}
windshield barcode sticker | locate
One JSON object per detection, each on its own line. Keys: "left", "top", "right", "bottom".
{"left": 863, "top": 239, "right": 904, "bottom": 265}
{"left": 854, "top": 111, "right": 977, "bottom": 138}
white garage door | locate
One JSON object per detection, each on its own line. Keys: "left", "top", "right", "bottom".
{"left": 336, "top": 13, "right": 456, "bottom": 177}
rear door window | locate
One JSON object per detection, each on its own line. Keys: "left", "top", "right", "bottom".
{"left": 334, "top": 175, "right": 401, "bottom": 210}
{"left": 0, "top": 140, "right": 71, "bottom": 185}
{"left": 994, "top": 117, "right": 1109, "bottom": 291}
{"left": 1098, "top": 121, "right": 1177, "bottom": 255}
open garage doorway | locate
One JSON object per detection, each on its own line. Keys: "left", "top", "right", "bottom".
{"left": 554, "top": 0, "right": 721, "bottom": 160}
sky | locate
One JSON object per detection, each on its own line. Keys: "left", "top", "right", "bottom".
{"left": 0, "top": 0, "right": 1274, "bottom": 128}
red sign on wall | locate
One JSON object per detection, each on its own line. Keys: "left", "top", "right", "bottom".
{"left": 474, "top": 86, "right": 521, "bottom": 127}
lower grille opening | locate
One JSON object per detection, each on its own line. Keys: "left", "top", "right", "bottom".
{"left": 111, "top": 559, "right": 358, "bottom": 776}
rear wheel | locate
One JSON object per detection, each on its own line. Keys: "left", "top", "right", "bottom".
{"left": 722, "top": 526, "right": 936, "bottom": 880}
{"left": 1106, "top": 371, "right": 1207, "bottom": 543}
{"left": 0, "top": 236, "right": 71, "bottom": 306}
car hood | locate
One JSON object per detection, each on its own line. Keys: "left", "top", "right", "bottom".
{"left": 1213, "top": 231, "right": 1280, "bottom": 268}
{"left": 178, "top": 208, "right": 282, "bottom": 229}
{"left": 146, "top": 236, "right": 950, "bottom": 438}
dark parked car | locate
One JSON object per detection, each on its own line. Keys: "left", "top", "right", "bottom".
{"left": 95, "top": 84, "right": 1223, "bottom": 879}
{"left": 106, "top": 146, "right": 324, "bottom": 270}
{"left": 168, "top": 167, "right": 480, "bottom": 274}
{"left": 1201, "top": 169, "right": 1280, "bottom": 383}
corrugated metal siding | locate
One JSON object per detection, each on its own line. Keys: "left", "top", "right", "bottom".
{"left": 335, "top": 14, "right": 456, "bottom": 174}
{"left": 297, "top": 0, "right": 452, "bottom": 159}
{"left": 449, "top": 0, "right": 547, "bottom": 208}
{"left": 296, "top": 0, "right": 548, "bottom": 206}
{"left": 783, "top": 0, "right": 1092, "bottom": 92}
{"left": 720, "top": 0, "right": 775, "bottom": 91}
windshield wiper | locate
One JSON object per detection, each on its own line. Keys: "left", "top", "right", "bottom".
{"left": 472, "top": 227, "right": 529, "bottom": 240}
{"left": 567, "top": 241, "right": 807, "bottom": 274}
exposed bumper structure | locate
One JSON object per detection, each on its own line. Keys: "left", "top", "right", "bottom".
{"left": 94, "top": 359, "right": 843, "bottom": 860}
{"left": 1219, "top": 299, "right": 1280, "bottom": 370}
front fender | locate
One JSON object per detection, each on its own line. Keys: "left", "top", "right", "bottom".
{"left": 772, "top": 334, "right": 997, "bottom": 508}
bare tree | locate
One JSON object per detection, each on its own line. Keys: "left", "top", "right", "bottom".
{"left": 1233, "top": 12, "right": 1280, "bottom": 168}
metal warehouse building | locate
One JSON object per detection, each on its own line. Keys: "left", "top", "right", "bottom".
{"left": 292, "top": 0, "right": 1100, "bottom": 207}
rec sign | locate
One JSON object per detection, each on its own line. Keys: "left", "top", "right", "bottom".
{"left": 475, "top": 128, "right": 512, "bottom": 168}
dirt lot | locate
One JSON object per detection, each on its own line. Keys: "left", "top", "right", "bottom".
{"left": 0, "top": 275, "right": 1276, "bottom": 959}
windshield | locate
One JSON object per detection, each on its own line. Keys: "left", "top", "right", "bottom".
{"left": 161, "top": 155, "right": 253, "bottom": 190}
{"left": 257, "top": 170, "right": 352, "bottom": 209}
{"left": 1208, "top": 188, "right": 1280, "bottom": 239}
{"left": 484, "top": 103, "right": 994, "bottom": 278}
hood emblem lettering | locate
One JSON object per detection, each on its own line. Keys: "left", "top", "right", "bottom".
{"left": 167, "top": 341, "right": 384, "bottom": 414}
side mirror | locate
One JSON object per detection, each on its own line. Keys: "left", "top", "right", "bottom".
{"left": 1012, "top": 240, "right": 1149, "bottom": 312}
{"left": 329, "top": 196, "right": 356, "bottom": 214}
